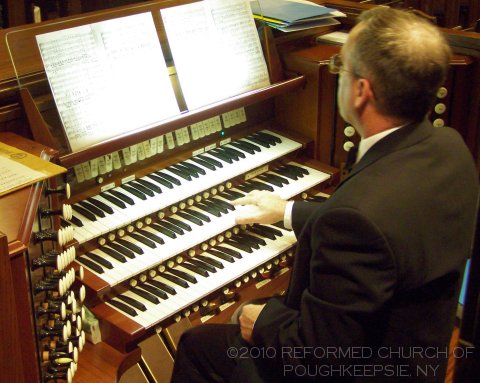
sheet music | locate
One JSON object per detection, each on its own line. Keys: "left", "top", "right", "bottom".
{"left": 36, "top": 13, "right": 180, "bottom": 152}
{"left": 161, "top": 0, "right": 270, "bottom": 110}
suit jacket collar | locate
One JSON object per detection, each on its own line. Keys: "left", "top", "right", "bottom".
{"left": 337, "top": 119, "right": 434, "bottom": 190}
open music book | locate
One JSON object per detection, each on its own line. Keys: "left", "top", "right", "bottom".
{"left": 161, "top": 0, "right": 270, "bottom": 110}
{"left": 36, "top": 12, "right": 180, "bottom": 152}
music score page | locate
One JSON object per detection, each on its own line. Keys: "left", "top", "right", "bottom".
{"left": 161, "top": 0, "right": 270, "bottom": 110}
{"left": 36, "top": 13, "right": 180, "bottom": 152}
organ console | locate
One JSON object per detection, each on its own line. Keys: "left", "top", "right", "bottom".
{"left": 0, "top": 1, "right": 479, "bottom": 382}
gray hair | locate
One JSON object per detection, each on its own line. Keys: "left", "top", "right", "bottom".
{"left": 350, "top": 7, "right": 452, "bottom": 121}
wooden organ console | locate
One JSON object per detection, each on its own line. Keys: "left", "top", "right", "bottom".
{"left": 0, "top": 1, "right": 479, "bottom": 383}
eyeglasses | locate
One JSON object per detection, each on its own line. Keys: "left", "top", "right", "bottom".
{"left": 328, "top": 53, "right": 359, "bottom": 76}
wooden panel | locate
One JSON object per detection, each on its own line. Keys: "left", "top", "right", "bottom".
{"left": 118, "top": 363, "right": 149, "bottom": 383}
{"left": 0, "top": 232, "right": 25, "bottom": 383}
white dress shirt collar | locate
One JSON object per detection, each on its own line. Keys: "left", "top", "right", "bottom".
{"left": 356, "top": 126, "right": 402, "bottom": 163}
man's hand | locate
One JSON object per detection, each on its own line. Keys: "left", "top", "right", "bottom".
{"left": 239, "top": 303, "right": 266, "bottom": 344}
{"left": 233, "top": 190, "right": 287, "bottom": 225}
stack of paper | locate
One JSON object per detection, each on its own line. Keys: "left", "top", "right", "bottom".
{"left": 250, "top": 0, "right": 345, "bottom": 32}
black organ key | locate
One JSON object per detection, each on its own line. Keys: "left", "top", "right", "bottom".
{"left": 109, "top": 299, "right": 137, "bottom": 316}
{"left": 170, "top": 163, "right": 199, "bottom": 178}
{"left": 176, "top": 211, "right": 203, "bottom": 226}
{"left": 139, "top": 284, "right": 169, "bottom": 300}
{"left": 116, "top": 238, "right": 144, "bottom": 254}
{"left": 285, "top": 164, "right": 309, "bottom": 176}
{"left": 235, "top": 183, "right": 255, "bottom": 193}
{"left": 69, "top": 216, "right": 84, "bottom": 227}
{"left": 186, "top": 259, "right": 216, "bottom": 273}
{"left": 101, "top": 246, "right": 127, "bottom": 263}
{"left": 255, "top": 131, "right": 282, "bottom": 144}
{"left": 229, "top": 141, "right": 255, "bottom": 155}
{"left": 224, "top": 239, "right": 254, "bottom": 253}
{"left": 190, "top": 157, "right": 217, "bottom": 171}
{"left": 249, "top": 225, "right": 276, "bottom": 240}
{"left": 117, "top": 295, "right": 147, "bottom": 311}
{"left": 156, "top": 220, "right": 185, "bottom": 235}
{"left": 85, "top": 252, "right": 114, "bottom": 269}
{"left": 273, "top": 166, "right": 299, "bottom": 180}
{"left": 137, "top": 229, "right": 165, "bottom": 245}
{"left": 150, "top": 223, "right": 177, "bottom": 239}
{"left": 87, "top": 197, "right": 114, "bottom": 214}
{"left": 185, "top": 209, "right": 211, "bottom": 222}
{"left": 121, "top": 184, "right": 148, "bottom": 200}
{"left": 72, "top": 205, "right": 97, "bottom": 221}
{"left": 147, "top": 279, "right": 177, "bottom": 295}
{"left": 165, "top": 217, "right": 192, "bottom": 232}
{"left": 258, "top": 174, "right": 289, "bottom": 187}
{"left": 219, "top": 190, "right": 245, "bottom": 200}
{"left": 196, "top": 255, "right": 224, "bottom": 269}
{"left": 195, "top": 202, "right": 222, "bottom": 217}
{"left": 223, "top": 146, "right": 246, "bottom": 159}
{"left": 109, "top": 242, "right": 136, "bottom": 259}
{"left": 207, "top": 249, "right": 237, "bottom": 262}
{"left": 248, "top": 180, "right": 274, "bottom": 192}
{"left": 180, "top": 161, "right": 207, "bottom": 175}
{"left": 238, "top": 233, "right": 267, "bottom": 246}
{"left": 166, "top": 166, "right": 192, "bottom": 181}
{"left": 197, "top": 154, "right": 223, "bottom": 168}
{"left": 101, "top": 192, "right": 127, "bottom": 208}
{"left": 180, "top": 263, "right": 209, "bottom": 277}
{"left": 77, "top": 257, "right": 104, "bottom": 274}
{"left": 213, "top": 245, "right": 243, "bottom": 258}
{"left": 108, "top": 190, "right": 135, "bottom": 205}
{"left": 202, "top": 200, "right": 227, "bottom": 214}
{"left": 160, "top": 273, "right": 189, "bottom": 288}
{"left": 211, "top": 197, "right": 234, "bottom": 211}
{"left": 238, "top": 140, "right": 261, "bottom": 152}
{"left": 148, "top": 173, "right": 174, "bottom": 189}
{"left": 245, "top": 134, "right": 270, "bottom": 148}
{"left": 129, "top": 232, "right": 157, "bottom": 249}
{"left": 130, "top": 287, "right": 159, "bottom": 304}
{"left": 230, "top": 235, "right": 259, "bottom": 250}
{"left": 206, "top": 150, "right": 233, "bottom": 164}
{"left": 78, "top": 201, "right": 105, "bottom": 218}
{"left": 169, "top": 269, "right": 197, "bottom": 284}
{"left": 215, "top": 147, "right": 239, "bottom": 161}
{"left": 155, "top": 171, "right": 182, "bottom": 186}
{"left": 135, "top": 179, "right": 162, "bottom": 194}
{"left": 266, "top": 173, "right": 290, "bottom": 185}
{"left": 254, "top": 224, "right": 283, "bottom": 237}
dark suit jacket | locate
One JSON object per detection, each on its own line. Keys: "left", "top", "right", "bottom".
{"left": 249, "top": 120, "right": 479, "bottom": 382}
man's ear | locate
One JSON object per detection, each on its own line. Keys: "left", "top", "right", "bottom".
{"left": 353, "top": 78, "right": 374, "bottom": 109}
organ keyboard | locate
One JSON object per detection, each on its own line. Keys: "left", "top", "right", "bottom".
{"left": 5, "top": 1, "right": 477, "bottom": 382}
